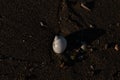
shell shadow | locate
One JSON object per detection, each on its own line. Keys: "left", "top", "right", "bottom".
{"left": 60, "top": 28, "right": 106, "bottom": 67}
{"left": 65, "top": 28, "right": 106, "bottom": 51}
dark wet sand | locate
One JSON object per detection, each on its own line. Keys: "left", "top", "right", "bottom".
{"left": 0, "top": 0, "right": 120, "bottom": 80}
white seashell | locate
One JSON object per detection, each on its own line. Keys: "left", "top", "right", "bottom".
{"left": 52, "top": 35, "right": 67, "bottom": 54}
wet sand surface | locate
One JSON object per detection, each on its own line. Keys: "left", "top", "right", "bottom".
{"left": 0, "top": 0, "right": 120, "bottom": 80}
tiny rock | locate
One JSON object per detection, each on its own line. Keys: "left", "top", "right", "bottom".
{"left": 114, "top": 44, "right": 119, "bottom": 51}
{"left": 81, "top": 44, "right": 87, "bottom": 51}
{"left": 40, "top": 21, "right": 47, "bottom": 28}
{"left": 22, "top": 39, "right": 25, "bottom": 43}
{"left": 40, "top": 21, "right": 44, "bottom": 26}
{"left": 89, "top": 24, "right": 94, "bottom": 28}
{"left": 81, "top": 3, "right": 91, "bottom": 11}
{"left": 90, "top": 65, "right": 94, "bottom": 70}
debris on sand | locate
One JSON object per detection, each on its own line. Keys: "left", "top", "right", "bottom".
{"left": 90, "top": 65, "right": 95, "bottom": 70}
{"left": 81, "top": 44, "right": 87, "bottom": 51}
{"left": 81, "top": 44, "right": 93, "bottom": 52}
{"left": 89, "top": 24, "right": 95, "bottom": 28}
{"left": 80, "top": 3, "right": 91, "bottom": 11}
{"left": 40, "top": 21, "right": 44, "bottom": 26}
{"left": 40, "top": 21, "right": 47, "bottom": 28}
{"left": 105, "top": 42, "right": 120, "bottom": 51}
{"left": 114, "top": 44, "right": 119, "bottom": 51}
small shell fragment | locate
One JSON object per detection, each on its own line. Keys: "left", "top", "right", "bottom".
{"left": 40, "top": 21, "right": 44, "bottom": 26}
{"left": 81, "top": 3, "right": 91, "bottom": 11}
{"left": 52, "top": 35, "right": 67, "bottom": 54}
{"left": 81, "top": 44, "right": 87, "bottom": 51}
{"left": 114, "top": 44, "right": 119, "bottom": 51}
{"left": 89, "top": 24, "right": 94, "bottom": 28}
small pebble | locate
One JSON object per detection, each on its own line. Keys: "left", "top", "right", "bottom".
{"left": 114, "top": 44, "right": 119, "bottom": 51}
{"left": 90, "top": 65, "right": 94, "bottom": 70}
{"left": 40, "top": 21, "right": 44, "bottom": 26}
{"left": 89, "top": 24, "right": 94, "bottom": 28}
{"left": 81, "top": 44, "right": 87, "bottom": 51}
{"left": 40, "top": 21, "right": 47, "bottom": 28}
{"left": 81, "top": 3, "right": 91, "bottom": 11}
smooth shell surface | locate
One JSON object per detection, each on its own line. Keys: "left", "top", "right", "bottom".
{"left": 52, "top": 35, "right": 67, "bottom": 54}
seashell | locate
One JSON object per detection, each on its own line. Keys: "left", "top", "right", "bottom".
{"left": 52, "top": 35, "right": 67, "bottom": 54}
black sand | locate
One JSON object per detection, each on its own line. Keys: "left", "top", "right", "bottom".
{"left": 0, "top": 0, "right": 120, "bottom": 80}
